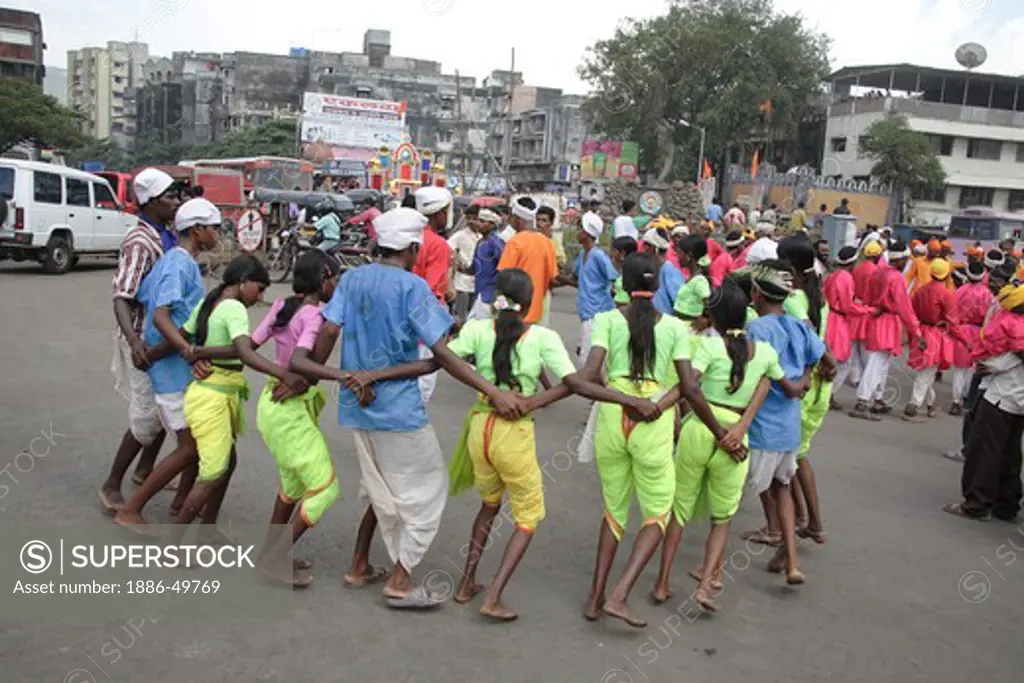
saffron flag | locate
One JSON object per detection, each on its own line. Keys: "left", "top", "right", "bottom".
{"left": 751, "top": 150, "right": 759, "bottom": 179}
{"left": 759, "top": 100, "right": 773, "bottom": 114}
{"left": 703, "top": 159, "right": 714, "bottom": 179}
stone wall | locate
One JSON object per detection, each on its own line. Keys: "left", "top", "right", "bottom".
{"left": 598, "top": 180, "right": 705, "bottom": 222}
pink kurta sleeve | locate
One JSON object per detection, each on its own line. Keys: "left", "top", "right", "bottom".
{"left": 890, "top": 272, "right": 922, "bottom": 340}
{"left": 833, "top": 272, "right": 874, "bottom": 316}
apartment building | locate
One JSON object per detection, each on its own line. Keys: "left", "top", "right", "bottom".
{"left": 822, "top": 63, "right": 1024, "bottom": 225}
{"left": 67, "top": 41, "right": 149, "bottom": 146}
{"left": 0, "top": 8, "right": 44, "bottom": 84}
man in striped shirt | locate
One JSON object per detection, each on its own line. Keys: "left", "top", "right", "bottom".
{"left": 99, "top": 168, "right": 182, "bottom": 512}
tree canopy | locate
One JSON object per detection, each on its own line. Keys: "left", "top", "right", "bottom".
{"left": 860, "top": 113, "right": 946, "bottom": 221}
{"left": 579, "top": 0, "right": 831, "bottom": 181}
{"left": 0, "top": 77, "right": 84, "bottom": 154}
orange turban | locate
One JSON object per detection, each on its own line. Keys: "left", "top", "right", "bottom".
{"left": 941, "top": 240, "right": 953, "bottom": 250}
{"left": 927, "top": 239, "right": 941, "bottom": 255}
{"left": 910, "top": 239, "right": 922, "bottom": 249}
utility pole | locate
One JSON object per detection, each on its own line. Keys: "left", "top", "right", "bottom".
{"left": 455, "top": 69, "right": 468, "bottom": 192}
{"left": 503, "top": 47, "right": 516, "bottom": 194}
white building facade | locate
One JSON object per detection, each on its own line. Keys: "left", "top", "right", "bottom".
{"left": 822, "top": 64, "right": 1024, "bottom": 226}
{"left": 67, "top": 41, "right": 150, "bottom": 147}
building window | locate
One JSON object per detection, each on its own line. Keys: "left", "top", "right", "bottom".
{"left": 911, "top": 186, "right": 947, "bottom": 203}
{"left": 830, "top": 137, "right": 847, "bottom": 152}
{"left": 966, "top": 138, "right": 1002, "bottom": 160}
{"left": 1017, "top": 143, "right": 1024, "bottom": 163}
{"left": 1009, "top": 190, "right": 1024, "bottom": 212}
{"left": 34, "top": 172, "right": 63, "bottom": 204}
{"left": 927, "top": 134, "right": 954, "bottom": 156}
{"left": 857, "top": 136, "right": 872, "bottom": 158}
{"left": 958, "top": 186, "right": 995, "bottom": 208}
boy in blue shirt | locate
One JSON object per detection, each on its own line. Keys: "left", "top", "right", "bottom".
{"left": 744, "top": 260, "right": 832, "bottom": 586}
{"left": 468, "top": 208, "right": 505, "bottom": 321}
{"left": 291, "top": 207, "right": 527, "bottom": 609}
{"left": 572, "top": 217, "right": 618, "bottom": 364}
{"left": 115, "top": 198, "right": 222, "bottom": 530}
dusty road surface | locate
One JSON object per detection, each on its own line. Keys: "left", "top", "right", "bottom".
{"left": 1, "top": 260, "right": 1021, "bottom": 683}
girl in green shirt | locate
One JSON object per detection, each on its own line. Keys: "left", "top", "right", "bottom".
{"left": 444, "top": 268, "right": 576, "bottom": 620}
{"left": 673, "top": 234, "right": 713, "bottom": 326}
{"left": 653, "top": 279, "right": 790, "bottom": 612}
{"left": 566, "top": 253, "right": 721, "bottom": 629}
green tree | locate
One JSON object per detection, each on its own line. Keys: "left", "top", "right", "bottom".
{"left": 860, "top": 113, "right": 947, "bottom": 222}
{"left": 579, "top": 0, "right": 830, "bottom": 181}
{"left": 200, "top": 119, "right": 298, "bottom": 159}
{"left": 0, "top": 77, "right": 84, "bottom": 154}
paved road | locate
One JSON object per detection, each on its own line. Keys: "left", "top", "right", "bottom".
{"left": 1, "top": 260, "right": 1021, "bottom": 683}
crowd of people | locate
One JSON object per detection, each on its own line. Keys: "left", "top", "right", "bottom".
{"left": 97, "top": 167, "right": 1024, "bottom": 627}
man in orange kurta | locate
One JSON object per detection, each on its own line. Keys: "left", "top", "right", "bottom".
{"left": 905, "top": 239, "right": 942, "bottom": 297}
{"left": 497, "top": 197, "right": 559, "bottom": 324}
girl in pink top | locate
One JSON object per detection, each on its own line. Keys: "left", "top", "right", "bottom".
{"left": 251, "top": 250, "right": 342, "bottom": 588}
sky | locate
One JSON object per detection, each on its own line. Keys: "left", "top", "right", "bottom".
{"left": 16, "top": 0, "right": 1024, "bottom": 93}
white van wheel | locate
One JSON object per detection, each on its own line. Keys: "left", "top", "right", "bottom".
{"left": 42, "top": 236, "right": 72, "bottom": 274}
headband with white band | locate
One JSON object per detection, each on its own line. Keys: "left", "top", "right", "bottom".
{"left": 511, "top": 202, "right": 537, "bottom": 222}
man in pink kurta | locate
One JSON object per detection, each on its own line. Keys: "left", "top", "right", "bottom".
{"left": 847, "top": 244, "right": 883, "bottom": 387}
{"left": 824, "top": 246, "right": 876, "bottom": 398}
{"left": 948, "top": 262, "right": 995, "bottom": 414}
{"left": 903, "top": 260, "right": 959, "bottom": 421}
{"left": 851, "top": 241, "right": 923, "bottom": 421}
{"left": 709, "top": 230, "right": 745, "bottom": 287}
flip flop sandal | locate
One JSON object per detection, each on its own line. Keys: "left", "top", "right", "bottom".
{"left": 743, "top": 528, "right": 782, "bottom": 546}
{"left": 942, "top": 502, "right": 991, "bottom": 521}
{"left": 796, "top": 527, "right": 827, "bottom": 544}
{"left": 849, "top": 408, "right": 883, "bottom": 422}
{"left": 344, "top": 566, "right": 388, "bottom": 588}
{"left": 293, "top": 558, "right": 313, "bottom": 571}
{"left": 385, "top": 585, "right": 443, "bottom": 610}
{"left": 131, "top": 473, "right": 179, "bottom": 491}
{"left": 97, "top": 488, "right": 124, "bottom": 515}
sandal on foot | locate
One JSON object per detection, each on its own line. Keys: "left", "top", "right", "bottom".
{"left": 796, "top": 527, "right": 827, "bottom": 544}
{"left": 97, "top": 488, "right": 124, "bottom": 515}
{"left": 742, "top": 527, "right": 781, "bottom": 546}
{"left": 942, "top": 502, "right": 991, "bottom": 521}
{"left": 344, "top": 566, "right": 388, "bottom": 588}
{"left": 386, "top": 585, "right": 443, "bottom": 610}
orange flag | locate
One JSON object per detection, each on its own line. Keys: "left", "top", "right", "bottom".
{"left": 759, "top": 100, "right": 773, "bottom": 114}
{"left": 751, "top": 150, "right": 759, "bottom": 179}
{"left": 703, "top": 159, "right": 714, "bottom": 179}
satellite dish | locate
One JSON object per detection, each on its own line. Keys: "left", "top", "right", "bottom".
{"left": 955, "top": 42, "right": 988, "bottom": 70}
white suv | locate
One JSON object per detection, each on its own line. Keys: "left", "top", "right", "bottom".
{"left": 0, "top": 160, "right": 135, "bottom": 274}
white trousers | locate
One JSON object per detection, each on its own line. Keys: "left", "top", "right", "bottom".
{"left": 418, "top": 345, "right": 437, "bottom": 406}
{"left": 848, "top": 341, "right": 867, "bottom": 386}
{"left": 910, "top": 366, "right": 938, "bottom": 408}
{"left": 834, "top": 359, "right": 853, "bottom": 390}
{"left": 352, "top": 426, "right": 447, "bottom": 571}
{"left": 111, "top": 334, "right": 164, "bottom": 445}
{"left": 856, "top": 350, "right": 892, "bottom": 403}
{"left": 577, "top": 319, "right": 594, "bottom": 368}
{"left": 951, "top": 367, "right": 972, "bottom": 403}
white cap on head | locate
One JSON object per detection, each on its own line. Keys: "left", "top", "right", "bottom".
{"left": 642, "top": 228, "right": 670, "bottom": 251}
{"left": 414, "top": 186, "right": 452, "bottom": 216}
{"left": 912, "top": 243, "right": 927, "bottom": 256}
{"left": 512, "top": 199, "right": 539, "bottom": 223}
{"left": 173, "top": 198, "right": 221, "bottom": 233}
{"left": 582, "top": 211, "right": 603, "bottom": 239}
{"left": 671, "top": 224, "right": 690, "bottom": 238}
{"left": 478, "top": 208, "right": 502, "bottom": 226}
{"left": 374, "top": 207, "right": 428, "bottom": 251}
{"left": 134, "top": 168, "right": 176, "bottom": 206}
{"left": 755, "top": 222, "right": 776, "bottom": 236}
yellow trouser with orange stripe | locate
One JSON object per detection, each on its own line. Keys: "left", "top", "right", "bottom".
{"left": 595, "top": 378, "right": 675, "bottom": 541}
{"left": 449, "top": 398, "right": 544, "bottom": 532}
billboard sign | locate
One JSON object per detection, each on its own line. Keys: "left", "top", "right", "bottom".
{"left": 300, "top": 93, "right": 407, "bottom": 154}
{"left": 580, "top": 140, "right": 640, "bottom": 181}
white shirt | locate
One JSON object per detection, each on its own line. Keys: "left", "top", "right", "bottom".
{"left": 746, "top": 237, "right": 778, "bottom": 265}
{"left": 748, "top": 209, "right": 761, "bottom": 225}
{"left": 447, "top": 227, "right": 480, "bottom": 293}
{"left": 762, "top": 209, "right": 777, "bottom": 223}
{"left": 499, "top": 225, "right": 517, "bottom": 242}
{"left": 612, "top": 215, "right": 638, "bottom": 240}
{"left": 982, "top": 353, "right": 1024, "bottom": 416}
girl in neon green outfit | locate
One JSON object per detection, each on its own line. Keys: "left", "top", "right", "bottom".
{"left": 673, "top": 234, "right": 713, "bottom": 327}
{"left": 566, "top": 252, "right": 726, "bottom": 629}
{"left": 253, "top": 251, "right": 341, "bottom": 588}
{"left": 652, "top": 279, "right": 785, "bottom": 612}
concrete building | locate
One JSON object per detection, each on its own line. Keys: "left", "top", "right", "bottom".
{"left": 67, "top": 41, "right": 149, "bottom": 147}
{"left": 0, "top": 8, "right": 44, "bottom": 85}
{"left": 823, "top": 63, "right": 1024, "bottom": 225}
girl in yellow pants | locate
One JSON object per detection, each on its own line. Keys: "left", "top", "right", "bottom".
{"left": 566, "top": 252, "right": 708, "bottom": 629}
{"left": 653, "top": 279, "right": 783, "bottom": 612}
{"left": 252, "top": 251, "right": 341, "bottom": 588}
{"left": 444, "top": 269, "right": 575, "bottom": 621}
{"left": 168, "top": 255, "right": 310, "bottom": 558}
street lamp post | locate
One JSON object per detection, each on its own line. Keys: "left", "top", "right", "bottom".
{"left": 679, "top": 118, "right": 706, "bottom": 185}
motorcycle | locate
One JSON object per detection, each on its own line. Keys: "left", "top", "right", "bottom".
{"left": 266, "top": 222, "right": 372, "bottom": 283}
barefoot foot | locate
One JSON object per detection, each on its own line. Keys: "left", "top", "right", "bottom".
{"left": 603, "top": 599, "right": 647, "bottom": 628}
{"left": 479, "top": 601, "right": 518, "bottom": 622}
{"left": 343, "top": 565, "right": 387, "bottom": 588}
{"left": 787, "top": 569, "right": 806, "bottom": 586}
{"left": 98, "top": 486, "right": 125, "bottom": 514}
{"left": 650, "top": 584, "right": 674, "bottom": 604}
{"left": 694, "top": 587, "right": 719, "bottom": 613}
{"left": 454, "top": 581, "right": 485, "bottom": 605}
{"left": 583, "top": 595, "right": 605, "bottom": 621}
